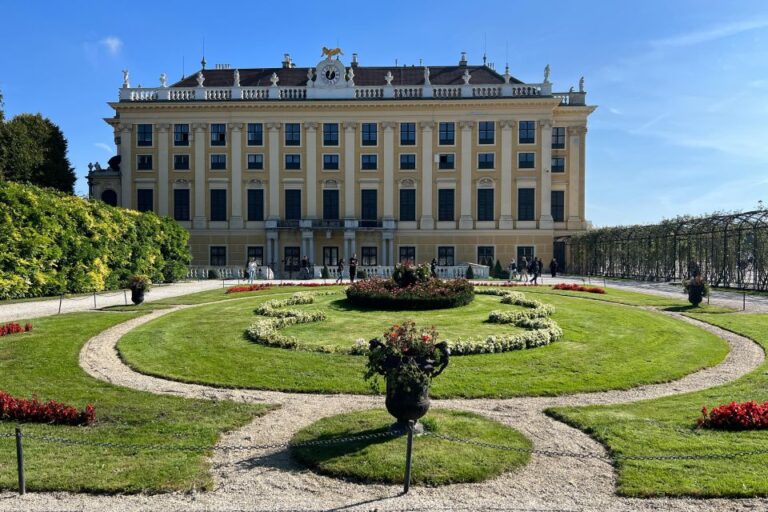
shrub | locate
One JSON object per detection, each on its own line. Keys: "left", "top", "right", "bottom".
{"left": 0, "top": 322, "right": 32, "bottom": 337}
{"left": 207, "top": 269, "right": 220, "bottom": 280}
{"left": 683, "top": 276, "right": 709, "bottom": 306}
{"left": 321, "top": 265, "right": 330, "bottom": 279}
{"left": 698, "top": 401, "right": 768, "bottom": 430}
{"left": 356, "top": 269, "right": 368, "bottom": 279}
{"left": 392, "top": 262, "right": 431, "bottom": 287}
{"left": 552, "top": 283, "right": 606, "bottom": 294}
{"left": 492, "top": 259, "right": 504, "bottom": 279}
{"left": 0, "top": 181, "right": 190, "bottom": 299}
{"left": 465, "top": 265, "right": 475, "bottom": 279}
{"left": 0, "top": 391, "right": 95, "bottom": 426}
{"left": 346, "top": 278, "right": 475, "bottom": 310}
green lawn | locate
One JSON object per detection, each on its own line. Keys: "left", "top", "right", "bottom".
{"left": 548, "top": 312, "right": 768, "bottom": 497}
{"left": 152, "top": 284, "right": 314, "bottom": 305}
{"left": 118, "top": 289, "right": 729, "bottom": 397}
{"left": 291, "top": 408, "right": 530, "bottom": 485}
{"left": 515, "top": 284, "right": 729, "bottom": 309}
{"left": 0, "top": 313, "right": 273, "bottom": 493}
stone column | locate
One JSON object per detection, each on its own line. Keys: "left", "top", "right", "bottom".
{"left": 382, "top": 121, "right": 396, "bottom": 220}
{"left": 539, "top": 119, "right": 554, "bottom": 229}
{"left": 118, "top": 124, "right": 132, "bottom": 208}
{"left": 343, "top": 122, "right": 357, "bottom": 219}
{"left": 568, "top": 126, "right": 586, "bottom": 229}
{"left": 267, "top": 123, "right": 282, "bottom": 219}
{"left": 157, "top": 124, "right": 170, "bottom": 216}
{"left": 458, "top": 121, "right": 475, "bottom": 229}
{"left": 419, "top": 121, "right": 435, "bottom": 229}
{"left": 230, "top": 123, "right": 244, "bottom": 228}
{"left": 302, "top": 229, "right": 313, "bottom": 260}
{"left": 192, "top": 123, "right": 207, "bottom": 228}
{"left": 499, "top": 120, "right": 516, "bottom": 229}
{"left": 305, "top": 122, "right": 318, "bottom": 219}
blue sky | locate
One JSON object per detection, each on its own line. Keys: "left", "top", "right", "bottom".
{"left": 1, "top": 0, "right": 766, "bottom": 226}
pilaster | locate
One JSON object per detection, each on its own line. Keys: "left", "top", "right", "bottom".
{"left": 382, "top": 121, "right": 396, "bottom": 220}
{"left": 419, "top": 121, "right": 435, "bottom": 229}
{"left": 157, "top": 124, "right": 170, "bottom": 216}
{"left": 192, "top": 123, "right": 207, "bottom": 228}
{"left": 458, "top": 120, "right": 474, "bottom": 229}
{"left": 539, "top": 119, "right": 554, "bottom": 229}
{"left": 305, "top": 122, "right": 318, "bottom": 219}
{"left": 568, "top": 126, "right": 586, "bottom": 229}
{"left": 118, "top": 124, "right": 132, "bottom": 208}
{"left": 267, "top": 122, "right": 282, "bottom": 219}
{"left": 499, "top": 120, "right": 516, "bottom": 229}
{"left": 230, "top": 123, "right": 244, "bottom": 228}
{"left": 343, "top": 122, "right": 357, "bottom": 219}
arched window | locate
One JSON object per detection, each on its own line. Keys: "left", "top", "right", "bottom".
{"left": 101, "top": 189, "right": 118, "bottom": 206}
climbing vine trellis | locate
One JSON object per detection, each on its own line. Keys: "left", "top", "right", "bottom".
{"left": 562, "top": 209, "right": 768, "bottom": 290}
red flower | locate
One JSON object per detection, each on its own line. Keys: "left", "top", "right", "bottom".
{"left": 0, "top": 390, "right": 95, "bottom": 426}
{"left": 699, "top": 400, "right": 768, "bottom": 430}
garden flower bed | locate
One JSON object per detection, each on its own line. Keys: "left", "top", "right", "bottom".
{"left": 346, "top": 278, "right": 475, "bottom": 310}
{"left": 0, "top": 322, "right": 32, "bottom": 337}
{"left": 0, "top": 390, "right": 95, "bottom": 426}
{"left": 698, "top": 400, "right": 768, "bottom": 430}
{"left": 226, "top": 284, "right": 272, "bottom": 294}
{"left": 552, "top": 283, "right": 606, "bottom": 294}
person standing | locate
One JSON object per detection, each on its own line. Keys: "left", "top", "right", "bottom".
{"left": 530, "top": 257, "right": 539, "bottom": 285}
{"left": 537, "top": 257, "right": 544, "bottom": 281}
{"left": 247, "top": 257, "right": 257, "bottom": 284}
{"left": 349, "top": 253, "right": 359, "bottom": 284}
{"left": 430, "top": 258, "right": 438, "bottom": 278}
{"left": 520, "top": 256, "right": 529, "bottom": 283}
{"left": 335, "top": 258, "right": 345, "bottom": 284}
{"left": 507, "top": 260, "right": 517, "bottom": 283}
{"left": 550, "top": 258, "right": 558, "bottom": 278}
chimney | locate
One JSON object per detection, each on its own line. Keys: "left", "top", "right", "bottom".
{"left": 282, "top": 53, "right": 292, "bottom": 69}
{"left": 459, "top": 51, "right": 467, "bottom": 66}
{"left": 351, "top": 53, "right": 359, "bottom": 68}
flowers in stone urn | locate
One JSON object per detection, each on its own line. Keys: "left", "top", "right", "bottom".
{"left": 127, "top": 274, "right": 152, "bottom": 305}
{"left": 365, "top": 321, "right": 450, "bottom": 427}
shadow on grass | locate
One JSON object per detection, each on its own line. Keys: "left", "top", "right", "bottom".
{"left": 663, "top": 305, "right": 733, "bottom": 314}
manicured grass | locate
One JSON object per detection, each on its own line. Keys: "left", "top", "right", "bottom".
{"left": 0, "top": 313, "right": 273, "bottom": 493}
{"left": 291, "top": 408, "right": 530, "bottom": 485}
{"left": 549, "top": 312, "right": 768, "bottom": 497}
{"left": 119, "top": 290, "right": 729, "bottom": 397}
{"left": 516, "top": 284, "right": 729, "bottom": 309}
{"left": 280, "top": 293, "right": 525, "bottom": 349}
{"left": 152, "top": 284, "right": 314, "bottom": 305}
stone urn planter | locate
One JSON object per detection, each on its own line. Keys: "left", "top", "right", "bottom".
{"left": 130, "top": 287, "right": 145, "bottom": 305}
{"left": 128, "top": 275, "right": 152, "bottom": 306}
{"left": 366, "top": 322, "right": 450, "bottom": 432}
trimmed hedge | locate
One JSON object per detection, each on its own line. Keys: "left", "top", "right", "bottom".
{"left": 345, "top": 278, "right": 475, "bottom": 310}
{"left": 0, "top": 181, "right": 191, "bottom": 299}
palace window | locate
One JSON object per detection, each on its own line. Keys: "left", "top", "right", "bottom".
{"left": 477, "top": 188, "right": 494, "bottom": 221}
{"left": 323, "top": 154, "right": 339, "bottom": 170}
{"left": 210, "top": 154, "right": 226, "bottom": 170}
{"left": 399, "top": 246, "right": 416, "bottom": 264}
{"left": 478, "top": 153, "right": 495, "bottom": 169}
{"left": 552, "top": 157, "right": 565, "bottom": 173}
{"left": 284, "top": 189, "right": 301, "bottom": 220}
{"left": 438, "top": 122, "right": 455, "bottom": 145}
{"left": 400, "top": 122, "right": 416, "bottom": 145}
{"left": 551, "top": 191, "right": 565, "bottom": 222}
{"left": 323, "top": 246, "right": 339, "bottom": 266}
{"left": 137, "top": 154, "right": 153, "bottom": 170}
{"left": 210, "top": 123, "right": 226, "bottom": 146}
{"left": 438, "top": 153, "right": 455, "bottom": 170}
{"left": 400, "top": 154, "right": 416, "bottom": 170}
{"left": 247, "top": 246, "right": 264, "bottom": 265}
{"left": 361, "top": 189, "right": 377, "bottom": 224}
{"left": 173, "top": 154, "right": 189, "bottom": 170}
{"left": 437, "top": 246, "right": 454, "bottom": 266}
{"left": 518, "top": 153, "right": 535, "bottom": 169}
{"left": 479, "top": 121, "right": 495, "bottom": 144}
{"left": 362, "top": 123, "right": 377, "bottom": 146}
{"left": 518, "top": 188, "right": 535, "bottom": 221}
{"left": 438, "top": 189, "right": 454, "bottom": 221}
{"left": 247, "top": 154, "right": 264, "bottom": 170}
{"left": 137, "top": 189, "right": 153, "bottom": 212}
{"left": 173, "top": 189, "right": 190, "bottom": 221}
{"left": 399, "top": 188, "right": 416, "bottom": 221}
{"left": 210, "top": 246, "right": 226, "bottom": 266}
{"left": 285, "top": 154, "right": 301, "bottom": 170}
{"left": 323, "top": 189, "right": 339, "bottom": 220}
{"left": 174, "top": 124, "right": 189, "bottom": 146}
{"left": 519, "top": 121, "right": 535, "bottom": 144}
{"left": 361, "top": 247, "right": 378, "bottom": 266}
{"left": 361, "top": 154, "right": 378, "bottom": 170}
{"left": 247, "top": 189, "right": 264, "bottom": 221}
{"left": 284, "top": 247, "right": 300, "bottom": 272}
{"left": 552, "top": 127, "right": 565, "bottom": 149}
{"left": 477, "top": 246, "right": 495, "bottom": 266}
{"left": 517, "top": 246, "right": 534, "bottom": 263}
{"left": 210, "top": 189, "right": 227, "bottom": 221}
{"left": 323, "top": 123, "right": 339, "bottom": 146}
{"left": 285, "top": 123, "right": 301, "bottom": 146}
{"left": 137, "top": 124, "right": 153, "bottom": 146}
{"left": 247, "top": 123, "right": 263, "bottom": 146}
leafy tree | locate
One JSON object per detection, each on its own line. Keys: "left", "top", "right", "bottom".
{"left": 1, "top": 113, "right": 76, "bottom": 193}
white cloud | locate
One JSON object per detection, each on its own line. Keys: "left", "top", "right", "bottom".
{"left": 94, "top": 142, "right": 113, "bottom": 154}
{"left": 651, "top": 19, "right": 768, "bottom": 49}
{"left": 99, "top": 36, "right": 123, "bottom": 56}
{"left": 608, "top": 107, "right": 622, "bottom": 115}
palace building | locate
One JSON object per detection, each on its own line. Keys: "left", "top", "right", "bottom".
{"left": 88, "top": 50, "right": 595, "bottom": 276}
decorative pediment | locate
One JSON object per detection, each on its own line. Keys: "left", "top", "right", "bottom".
{"left": 399, "top": 178, "right": 416, "bottom": 188}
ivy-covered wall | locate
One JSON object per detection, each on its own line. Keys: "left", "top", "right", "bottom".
{"left": 0, "top": 181, "right": 191, "bottom": 299}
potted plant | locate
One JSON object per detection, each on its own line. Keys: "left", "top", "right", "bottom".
{"left": 128, "top": 274, "right": 152, "bottom": 305}
{"left": 365, "top": 321, "right": 449, "bottom": 432}
{"left": 683, "top": 274, "right": 709, "bottom": 307}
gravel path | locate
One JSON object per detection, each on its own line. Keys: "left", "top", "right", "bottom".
{"left": 2, "top": 300, "right": 767, "bottom": 511}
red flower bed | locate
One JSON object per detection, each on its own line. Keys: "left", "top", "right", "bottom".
{"left": 277, "top": 283, "right": 340, "bottom": 287}
{"left": 552, "top": 283, "right": 606, "bottom": 294}
{"left": 226, "top": 284, "right": 272, "bottom": 294}
{"left": 346, "top": 278, "right": 474, "bottom": 310}
{"left": 699, "top": 401, "right": 768, "bottom": 430}
{"left": 0, "top": 322, "right": 33, "bottom": 337}
{"left": 0, "top": 391, "right": 95, "bottom": 426}
{"left": 477, "top": 283, "right": 543, "bottom": 288}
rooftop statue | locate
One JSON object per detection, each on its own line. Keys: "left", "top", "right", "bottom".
{"left": 322, "top": 47, "right": 343, "bottom": 59}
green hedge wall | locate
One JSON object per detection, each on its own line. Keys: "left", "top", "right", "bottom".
{"left": 0, "top": 181, "right": 191, "bottom": 299}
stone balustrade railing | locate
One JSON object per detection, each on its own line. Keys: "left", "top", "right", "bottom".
{"left": 119, "top": 82, "right": 586, "bottom": 105}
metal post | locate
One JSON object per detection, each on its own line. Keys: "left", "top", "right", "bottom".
{"left": 403, "top": 420, "right": 414, "bottom": 494}
{"left": 93, "top": 291, "right": 97, "bottom": 309}
{"left": 604, "top": 277, "right": 607, "bottom": 288}
{"left": 123, "top": 289, "right": 128, "bottom": 306}
{"left": 15, "top": 426, "right": 25, "bottom": 495}
{"left": 743, "top": 290, "right": 746, "bottom": 311}
{"left": 58, "top": 295, "right": 63, "bottom": 314}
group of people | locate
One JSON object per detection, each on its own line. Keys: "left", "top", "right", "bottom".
{"left": 334, "top": 254, "right": 359, "bottom": 284}
{"left": 507, "top": 257, "right": 559, "bottom": 284}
